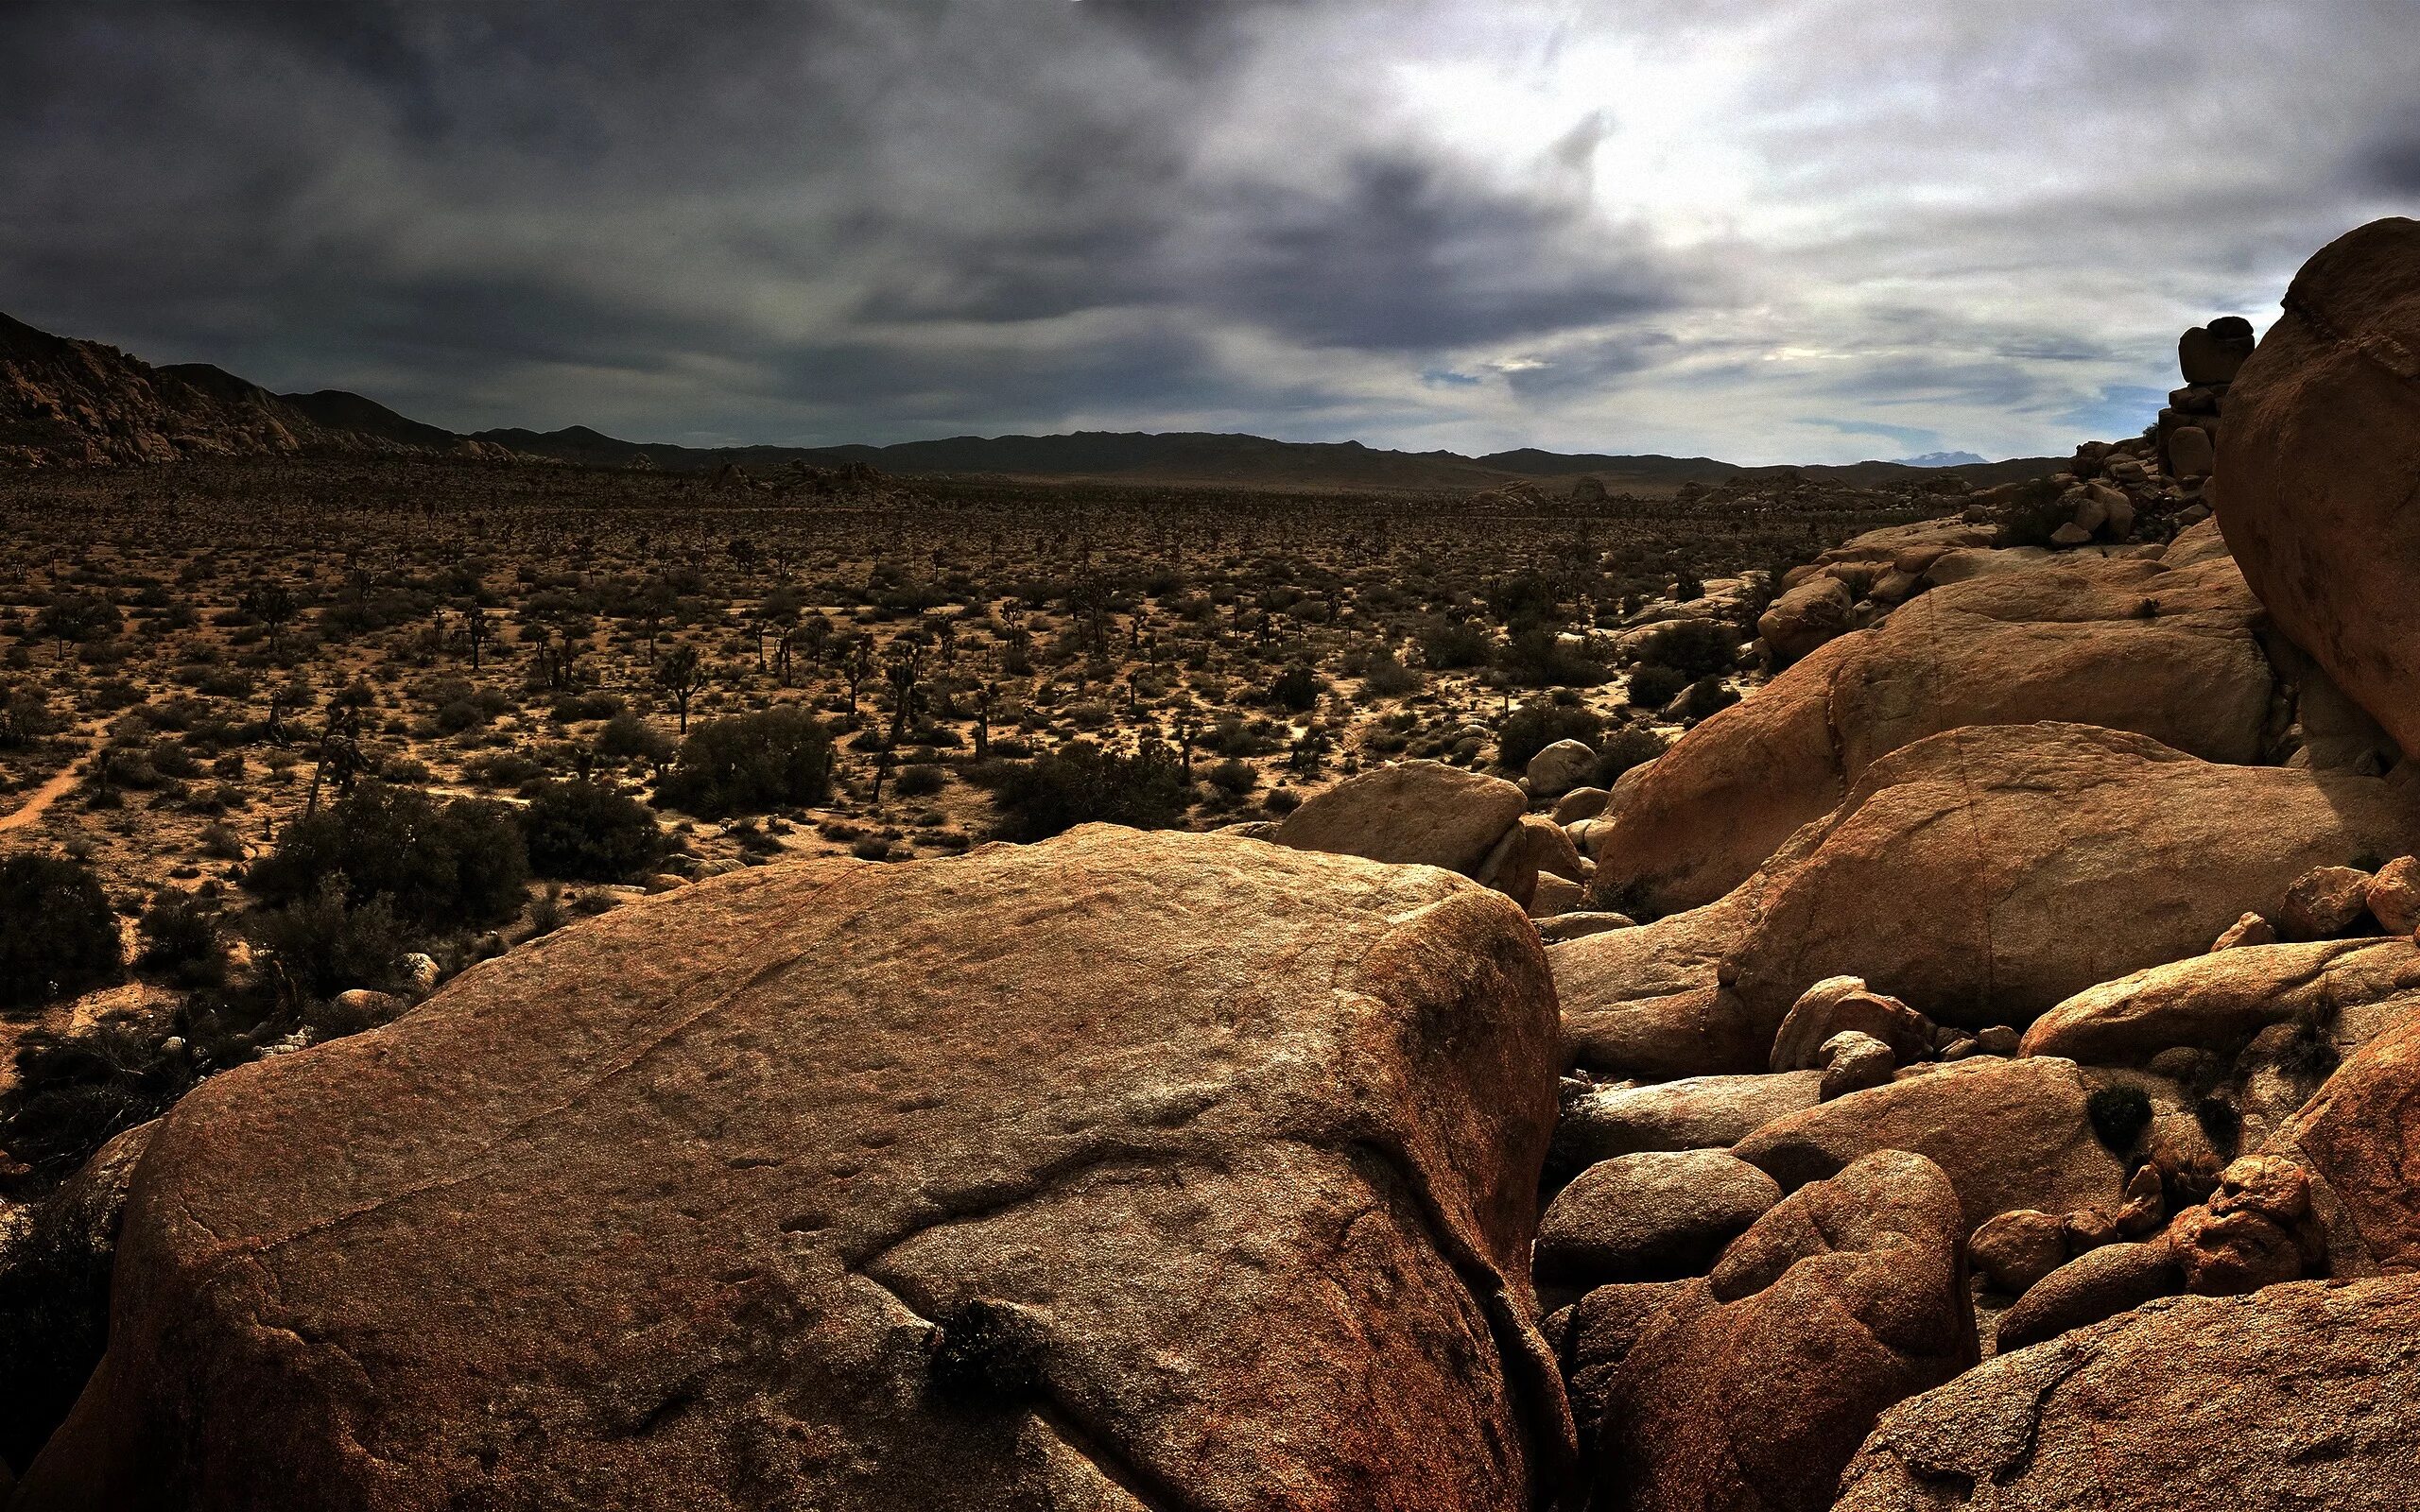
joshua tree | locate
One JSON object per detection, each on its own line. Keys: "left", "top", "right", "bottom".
{"left": 654, "top": 644, "right": 710, "bottom": 734}
{"left": 302, "top": 705, "right": 366, "bottom": 819}
{"left": 242, "top": 581, "right": 300, "bottom": 653}
{"left": 463, "top": 602, "right": 492, "bottom": 670}
{"left": 884, "top": 643, "right": 925, "bottom": 747}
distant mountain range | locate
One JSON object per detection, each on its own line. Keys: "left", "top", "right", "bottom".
{"left": 1, "top": 310, "right": 2061, "bottom": 491}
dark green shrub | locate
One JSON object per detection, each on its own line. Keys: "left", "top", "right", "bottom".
{"left": 594, "top": 711, "right": 676, "bottom": 765}
{"left": 1677, "top": 676, "right": 1741, "bottom": 722}
{"left": 251, "top": 876, "right": 412, "bottom": 998}
{"left": 1626, "top": 663, "right": 1688, "bottom": 711}
{"left": 134, "top": 891, "right": 227, "bottom": 988}
{"left": 1269, "top": 663, "right": 1321, "bottom": 713}
{"left": 1417, "top": 617, "right": 1494, "bottom": 670}
{"left": 1204, "top": 758, "right": 1259, "bottom": 795}
{"left": 1496, "top": 627, "right": 1608, "bottom": 688}
{"left": 0, "top": 853, "right": 123, "bottom": 1010}
{"left": 246, "top": 782, "right": 529, "bottom": 929}
{"left": 1595, "top": 726, "right": 1669, "bottom": 787}
{"left": 1633, "top": 617, "right": 1737, "bottom": 679}
{"left": 894, "top": 763, "right": 947, "bottom": 799}
{"left": 0, "top": 1013, "right": 192, "bottom": 1181}
{"left": 0, "top": 1190, "right": 114, "bottom": 1469}
{"left": 654, "top": 708, "right": 834, "bottom": 818}
{"left": 519, "top": 779, "right": 666, "bottom": 883}
{"left": 973, "top": 742, "right": 1187, "bottom": 842}
{"left": 2085, "top": 1083, "right": 2154, "bottom": 1151}
{"left": 1497, "top": 701, "right": 1602, "bottom": 772}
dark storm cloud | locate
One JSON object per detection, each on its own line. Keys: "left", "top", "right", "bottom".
{"left": 2, "top": 0, "right": 2416, "bottom": 456}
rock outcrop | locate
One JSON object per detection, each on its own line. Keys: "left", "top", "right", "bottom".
{"left": 2265, "top": 996, "right": 2420, "bottom": 1279}
{"left": 2021, "top": 936, "right": 2420, "bottom": 1065}
{"left": 2218, "top": 216, "right": 2420, "bottom": 760}
{"left": 15, "top": 829, "right": 1572, "bottom": 1511}
{"left": 1839, "top": 1278, "right": 2420, "bottom": 1510}
{"left": 1585, "top": 1151, "right": 1973, "bottom": 1512}
{"left": 1591, "top": 551, "right": 2278, "bottom": 915}
{"left": 1271, "top": 759, "right": 1528, "bottom": 876}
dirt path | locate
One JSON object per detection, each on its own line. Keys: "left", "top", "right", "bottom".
{"left": 0, "top": 742, "right": 88, "bottom": 834}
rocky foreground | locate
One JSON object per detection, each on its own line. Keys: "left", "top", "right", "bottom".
{"left": 8, "top": 221, "right": 2420, "bottom": 1510}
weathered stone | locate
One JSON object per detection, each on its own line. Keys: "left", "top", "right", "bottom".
{"left": 2280, "top": 864, "right": 2377, "bottom": 940}
{"left": 1843, "top": 1278, "right": 2420, "bottom": 1510}
{"left": 1993, "top": 1240, "right": 2182, "bottom": 1351}
{"left": 2167, "top": 423, "right": 2216, "bottom": 479}
{"left": 1589, "top": 1151, "right": 1974, "bottom": 1512}
{"left": 1756, "top": 576, "right": 1857, "bottom": 666}
{"left": 1535, "top": 911, "right": 1633, "bottom": 944}
{"left": 2021, "top": 936, "right": 2420, "bottom": 1065}
{"left": 1818, "top": 1031, "right": 1896, "bottom": 1101}
{"left": 2179, "top": 318, "right": 2257, "bottom": 385}
{"left": 2212, "top": 911, "right": 2276, "bottom": 950}
{"left": 1770, "top": 976, "right": 1933, "bottom": 1072}
{"left": 2266, "top": 998, "right": 2420, "bottom": 1278}
{"left": 1523, "top": 739, "right": 1598, "bottom": 799}
{"left": 1550, "top": 1071, "right": 1824, "bottom": 1169}
{"left": 1271, "top": 758, "right": 1527, "bottom": 874}
{"left": 1732, "top": 1057, "right": 2130, "bottom": 1233}
{"left": 2218, "top": 217, "right": 2420, "bottom": 760}
{"left": 15, "top": 829, "right": 1572, "bottom": 1511}
{"left": 2368, "top": 855, "right": 2420, "bottom": 935}
{"left": 1967, "top": 1209, "right": 2067, "bottom": 1295}
{"left": 1533, "top": 1149, "right": 1781, "bottom": 1289}
{"left": 1589, "top": 554, "right": 2281, "bottom": 916}
{"left": 1549, "top": 786, "right": 1609, "bottom": 825}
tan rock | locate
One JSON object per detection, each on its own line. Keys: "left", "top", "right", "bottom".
{"left": 1271, "top": 757, "right": 1526, "bottom": 874}
{"left": 2266, "top": 998, "right": 2420, "bottom": 1278}
{"left": 2212, "top": 910, "right": 2276, "bottom": 949}
{"left": 2218, "top": 218, "right": 2420, "bottom": 759}
{"left": 1551, "top": 1071, "right": 1824, "bottom": 1169}
{"left": 1993, "top": 1239, "right": 2182, "bottom": 1351}
{"left": 1967, "top": 1209, "right": 2068, "bottom": 1295}
{"left": 1589, "top": 1151, "right": 1974, "bottom": 1512}
{"left": 1755, "top": 575, "right": 1857, "bottom": 666}
{"left": 1549, "top": 786, "right": 1609, "bottom": 824}
{"left": 1818, "top": 1030, "right": 1897, "bottom": 1101}
{"left": 1732, "top": 1057, "right": 2130, "bottom": 1233}
{"left": 1590, "top": 552, "right": 2279, "bottom": 916}
{"left": 1533, "top": 1149, "right": 1781, "bottom": 1288}
{"left": 1769, "top": 976, "right": 1933, "bottom": 1072}
{"left": 2020, "top": 936, "right": 2420, "bottom": 1065}
{"left": 2168, "top": 423, "right": 2216, "bottom": 479}
{"left": 1844, "top": 1278, "right": 2420, "bottom": 1509}
{"left": 2368, "top": 855, "right": 2420, "bottom": 935}
{"left": 2279, "top": 864, "right": 2376, "bottom": 940}
{"left": 15, "top": 829, "right": 1571, "bottom": 1511}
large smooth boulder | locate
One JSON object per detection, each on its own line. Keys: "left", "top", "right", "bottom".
{"left": 1552, "top": 884, "right": 1771, "bottom": 1078}
{"left": 1993, "top": 1240, "right": 2182, "bottom": 1351}
{"left": 1756, "top": 576, "right": 1857, "bottom": 665}
{"left": 1838, "top": 1278, "right": 2420, "bottom": 1511}
{"left": 16, "top": 829, "right": 1572, "bottom": 1512}
{"left": 2218, "top": 216, "right": 2420, "bottom": 760}
{"left": 1588, "top": 1151, "right": 1975, "bottom": 1512}
{"left": 1591, "top": 552, "right": 2279, "bottom": 915}
{"left": 1725, "top": 723, "right": 2420, "bottom": 1034}
{"left": 1532, "top": 1150, "right": 1780, "bottom": 1289}
{"left": 2022, "top": 937, "right": 2420, "bottom": 1065}
{"left": 2265, "top": 995, "right": 2420, "bottom": 1279}
{"left": 1271, "top": 758, "right": 1527, "bottom": 874}
{"left": 1731, "top": 1057, "right": 2128, "bottom": 1233}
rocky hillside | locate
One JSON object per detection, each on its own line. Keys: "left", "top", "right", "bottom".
{"left": 7, "top": 220, "right": 2420, "bottom": 1510}
{"left": 0, "top": 314, "right": 508, "bottom": 468}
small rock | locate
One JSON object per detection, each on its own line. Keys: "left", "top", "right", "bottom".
{"left": 2169, "top": 1206, "right": 2304, "bottom": 1295}
{"left": 1528, "top": 873, "right": 1585, "bottom": 919}
{"left": 1973, "top": 1025, "right": 2021, "bottom": 1057}
{"left": 2366, "top": 855, "right": 2420, "bottom": 935}
{"left": 1969, "top": 1209, "right": 2067, "bottom": 1295}
{"left": 645, "top": 874, "right": 689, "bottom": 894}
{"left": 2063, "top": 1207, "right": 2118, "bottom": 1253}
{"left": 398, "top": 952, "right": 442, "bottom": 996}
{"left": 2049, "top": 522, "right": 2094, "bottom": 547}
{"left": 1534, "top": 1149, "right": 1784, "bottom": 1288}
{"left": 2116, "top": 1163, "right": 2166, "bottom": 1238}
{"left": 1771, "top": 976, "right": 1935, "bottom": 1072}
{"left": 1818, "top": 1031, "right": 1896, "bottom": 1101}
{"left": 1525, "top": 739, "right": 1599, "bottom": 799}
{"left": 1994, "top": 1240, "right": 2183, "bottom": 1351}
{"left": 2168, "top": 425, "right": 2217, "bottom": 479}
{"left": 2210, "top": 911, "right": 2276, "bottom": 951}
{"left": 1536, "top": 911, "right": 1634, "bottom": 943}
{"left": 2279, "top": 864, "right": 2375, "bottom": 940}
{"left": 1551, "top": 786, "right": 1611, "bottom": 824}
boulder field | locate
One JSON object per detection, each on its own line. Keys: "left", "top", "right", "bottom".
{"left": 13, "top": 218, "right": 2420, "bottom": 1512}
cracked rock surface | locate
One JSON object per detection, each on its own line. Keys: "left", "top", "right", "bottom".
{"left": 14, "top": 826, "right": 1569, "bottom": 1512}
{"left": 1836, "top": 1277, "right": 2420, "bottom": 1510}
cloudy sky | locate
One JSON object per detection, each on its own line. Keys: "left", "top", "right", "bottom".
{"left": 4, "top": 1, "right": 2415, "bottom": 463}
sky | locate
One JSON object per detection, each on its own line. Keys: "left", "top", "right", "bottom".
{"left": 3, "top": 1, "right": 2416, "bottom": 465}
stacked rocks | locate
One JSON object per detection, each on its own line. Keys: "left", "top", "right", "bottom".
{"left": 2160, "top": 316, "right": 2256, "bottom": 490}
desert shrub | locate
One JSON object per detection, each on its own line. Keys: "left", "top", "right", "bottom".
{"left": 594, "top": 711, "right": 676, "bottom": 765}
{"left": 1357, "top": 648, "right": 1423, "bottom": 696}
{"left": 1496, "top": 627, "right": 1607, "bottom": 688}
{"left": 251, "top": 876, "right": 413, "bottom": 998}
{"left": 1594, "top": 726, "right": 1669, "bottom": 787}
{"left": 1417, "top": 616, "right": 1494, "bottom": 670}
{"left": 519, "top": 779, "right": 666, "bottom": 883}
{"left": 1626, "top": 663, "right": 1689, "bottom": 711}
{"left": 1497, "top": 701, "right": 1602, "bottom": 772}
{"left": 0, "top": 1190, "right": 112, "bottom": 1470}
{"left": 0, "top": 1012, "right": 195, "bottom": 1181}
{"left": 460, "top": 749, "right": 544, "bottom": 789}
{"left": 653, "top": 707, "right": 834, "bottom": 818}
{"left": 2194, "top": 1094, "right": 2243, "bottom": 1156}
{"left": 1204, "top": 757, "right": 1259, "bottom": 796}
{"left": 894, "top": 763, "right": 947, "bottom": 799}
{"left": 2084, "top": 1084, "right": 2154, "bottom": 1152}
{"left": 549, "top": 691, "right": 624, "bottom": 723}
{"left": 134, "top": 891, "right": 227, "bottom": 988}
{"left": 1676, "top": 676, "right": 1741, "bottom": 723}
{"left": 1633, "top": 617, "right": 1738, "bottom": 679}
{"left": 246, "top": 782, "right": 529, "bottom": 930}
{"left": 2273, "top": 1022, "right": 2342, "bottom": 1083}
{"left": 0, "top": 853, "right": 123, "bottom": 1010}
{"left": 1268, "top": 663, "right": 1322, "bottom": 713}
{"left": 973, "top": 741, "right": 1187, "bottom": 842}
